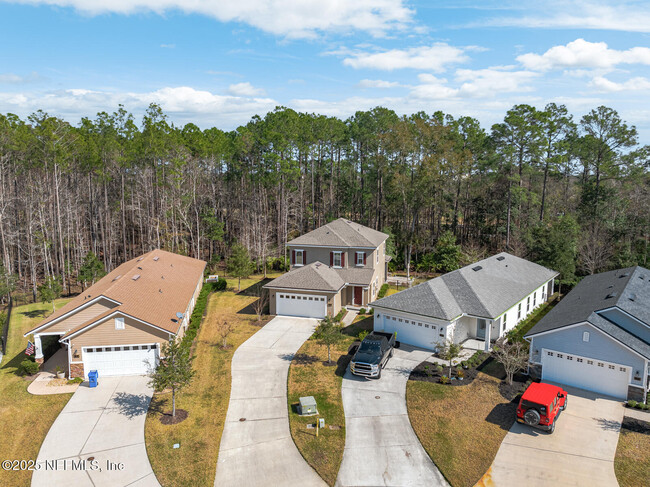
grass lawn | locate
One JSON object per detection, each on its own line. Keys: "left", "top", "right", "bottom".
{"left": 144, "top": 275, "right": 274, "bottom": 487}
{"left": 614, "top": 419, "right": 650, "bottom": 487}
{"left": 0, "top": 298, "right": 72, "bottom": 487}
{"left": 287, "top": 314, "right": 373, "bottom": 486}
{"left": 407, "top": 372, "right": 516, "bottom": 487}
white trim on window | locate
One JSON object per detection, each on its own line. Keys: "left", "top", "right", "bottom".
{"left": 295, "top": 249, "right": 304, "bottom": 267}
{"left": 356, "top": 251, "right": 364, "bottom": 266}
{"left": 115, "top": 317, "right": 125, "bottom": 330}
{"left": 333, "top": 251, "right": 342, "bottom": 268}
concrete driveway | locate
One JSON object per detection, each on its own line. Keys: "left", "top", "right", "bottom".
{"left": 337, "top": 345, "right": 449, "bottom": 487}
{"left": 32, "top": 375, "right": 159, "bottom": 487}
{"left": 214, "top": 316, "right": 326, "bottom": 487}
{"left": 483, "top": 384, "right": 624, "bottom": 487}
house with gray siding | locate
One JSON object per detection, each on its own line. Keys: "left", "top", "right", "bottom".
{"left": 371, "top": 252, "right": 557, "bottom": 352}
{"left": 264, "top": 219, "right": 389, "bottom": 318}
{"left": 526, "top": 266, "right": 650, "bottom": 402}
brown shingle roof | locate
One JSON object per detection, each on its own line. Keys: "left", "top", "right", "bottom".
{"left": 288, "top": 218, "right": 388, "bottom": 248}
{"left": 27, "top": 249, "right": 206, "bottom": 336}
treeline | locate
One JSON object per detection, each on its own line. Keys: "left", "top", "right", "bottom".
{"left": 0, "top": 103, "right": 648, "bottom": 300}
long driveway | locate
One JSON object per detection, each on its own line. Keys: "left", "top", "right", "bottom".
{"left": 337, "top": 345, "right": 449, "bottom": 487}
{"left": 214, "top": 316, "right": 326, "bottom": 487}
{"left": 482, "top": 384, "right": 624, "bottom": 487}
{"left": 32, "top": 375, "right": 159, "bottom": 487}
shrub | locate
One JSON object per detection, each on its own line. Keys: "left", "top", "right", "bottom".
{"left": 377, "top": 283, "right": 389, "bottom": 299}
{"left": 635, "top": 402, "right": 643, "bottom": 409}
{"left": 20, "top": 359, "right": 40, "bottom": 375}
{"left": 358, "top": 330, "right": 369, "bottom": 341}
{"left": 359, "top": 308, "right": 366, "bottom": 315}
{"left": 628, "top": 400, "right": 638, "bottom": 408}
{"left": 461, "top": 360, "right": 467, "bottom": 368}
{"left": 213, "top": 277, "right": 227, "bottom": 291}
{"left": 67, "top": 377, "right": 83, "bottom": 384}
{"left": 368, "top": 308, "right": 374, "bottom": 314}
{"left": 436, "top": 365, "right": 443, "bottom": 373}
{"left": 440, "top": 375, "right": 450, "bottom": 384}
{"left": 457, "top": 369, "right": 465, "bottom": 379}
{"left": 334, "top": 309, "right": 346, "bottom": 322}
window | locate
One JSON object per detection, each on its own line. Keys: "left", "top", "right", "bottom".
{"left": 398, "top": 318, "right": 403, "bottom": 322}
{"left": 619, "top": 367, "right": 626, "bottom": 372}
{"left": 518, "top": 303, "right": 522, "bottom": 320}
{"left": 503, "top": 313, "right": 507, "bottom": 328}
{"left": 582, "top": 331, "right": 590, "bottom": 342}
{"left": 425, "top": 324, "right": 430, "bottom": 328}
{"left": 376, "top": 247, "right": 379, "bottom": 263}
{"left": 527, "top": 297, "right": 530, "bottom": 312}
{"left": 608, "top": 365, "right": 615, "bottom": 370}
{"left": 333, "top": 251, "right": 342, "bottom": 267}
{"left": 598, "top": 362, "right": 604, "bottom": 367}
{"left": 418, "top": 323, "right": 423, "bottom": 327}
{"left": 587, "top": 360, "right": 593, "bottom": 365}
{"left": 533, "top": 292, "right": 536, "bottom": 306}
{"left": 115, "top": 317, "right": 125, "bottom": 330}
{"left": 577, "top": 358, "right": 583, "bottom": 363}
{"left": 295, "top": 250, "right": 304, "bottom": 266}
{"left": 567, "top": 356, "right": 573, "bottom": 360}
{"left": 356, "top": 252, "right": 365, "bottom": 266}
{"left": 557, "top": 353, "right": 563, "bottom": 359}
{"left": 547, "top": 351, "right": 553, "bottom": 356}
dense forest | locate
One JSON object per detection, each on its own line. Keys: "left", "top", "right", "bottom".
{"left": 0, "top": 103, "right": 648, "bottom": 301}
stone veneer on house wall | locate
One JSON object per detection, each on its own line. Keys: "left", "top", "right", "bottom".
{"left": 70, "top": 363, "right": 84, "bottom": 379}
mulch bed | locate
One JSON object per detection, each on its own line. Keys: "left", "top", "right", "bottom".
{"left": 497, "top": 376, "right": 530, "bottom": 402}
{"left": 621, "top": 416, "right": 650, "bottom": 435}
{"left": 159, "top": 409, "right": 189, "bottom": 425}
{"left": 409, "top": 362, "right": 482, "bottom": 386}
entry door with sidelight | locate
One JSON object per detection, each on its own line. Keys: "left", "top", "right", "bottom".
{"left": 476, "top": 319, "right": 486, "bottom": 339}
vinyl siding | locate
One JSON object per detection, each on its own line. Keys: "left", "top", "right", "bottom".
{"left": 69, "top": 315, "right": 171, "bottom": 362}
{"left": 529, "top": 323, "right": 645, "bottom": 387}
{"left": 40, "top": 299, "right": 118, "bottom": 335}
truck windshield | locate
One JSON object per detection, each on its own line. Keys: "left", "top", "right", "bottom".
{"left": 359, "top": 341, "right": 381, "bottom": 353}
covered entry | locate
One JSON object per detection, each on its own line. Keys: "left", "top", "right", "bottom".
{"left": 541, "top": 349, "right": 630, "bottom": 399}
{"left": 275, "top": 292, "right": 327, "bottom": 319}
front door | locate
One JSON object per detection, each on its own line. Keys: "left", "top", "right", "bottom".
{"left": 354, "top": 286, "right": 363, "bottom": 305}
{"left": 476, "top": 319, "right": 486, "bottom": 339}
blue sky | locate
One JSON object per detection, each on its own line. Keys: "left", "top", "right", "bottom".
{"left": 1, "top": 1, "right": 650, "bottom": 141}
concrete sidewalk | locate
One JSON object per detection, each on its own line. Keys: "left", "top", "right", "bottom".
{"left": 32, "top": 375, "right": 159, "bottom": 487}
{"left": 214, "top": 316, "right": 326, "bottom": 487}
{"left": 337, "top": 345, "right": 448, "bottom": 487}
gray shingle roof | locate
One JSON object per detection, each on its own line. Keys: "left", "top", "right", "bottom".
{"left": 526, "top": 266, "right": 650, "bottom": 359}
{"left": 263, "top": 262, "right": 345, "bottom": 292}
{"left": 371, "top": 252, "right": 558, "bottom": 320}
{"left": 288, "top": 218, "right": 388, "bottom": 248}
{"left": 336, "top": 267, "right": 375, "bottom": 286}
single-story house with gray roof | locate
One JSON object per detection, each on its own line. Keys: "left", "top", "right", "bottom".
{"left": 526, "top": 266, "right": 650, "bottom": 401}
{"left": 371, "top": 252, "right": 558, "bottom": 352}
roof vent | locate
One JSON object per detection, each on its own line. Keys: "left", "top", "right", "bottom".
{"left": 639, "top": 275, "right": 645, "bottom": 280}
{"left": 153, "top": 256, "right": 159, "bottom": 261}
{"left": 132, "top": 274, "right": 140, "bottom": 281}
{"left": 606, "top": 292, "right": 618, "bottom": 299}
{"left": 112, "top": 275, "right": 121, "bottom": 281}
{"left": 137, "top": 266, "right": 142, "bottom": 270}
{"left": 629, "top": 293, "right": 637, "bottom": 302}
{"left": 496, "top": 256, "right": 505, "bottom": 261}
{"left": 137, "top": 256, "right": 144, "bottom": 261}
{"left": 472, "top": 266, "right": 483, "bottom": 272}
{"left": 620, "top": 272, "right": 630, "bottom": 278}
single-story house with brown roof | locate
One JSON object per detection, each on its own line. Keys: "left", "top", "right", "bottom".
{"left": 24, "top": 249, "right": 206, "bottom": 379}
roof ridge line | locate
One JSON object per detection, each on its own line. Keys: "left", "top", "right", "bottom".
{"left": 456, "top": 271, "right": 492, "bottom": 318}
{"left": 339, "top": 219, "right": 375, "bottom": 248}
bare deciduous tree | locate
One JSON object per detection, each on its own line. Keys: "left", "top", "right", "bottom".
{"left": 491, "top": 337, "right": 529, "bottom": 385}
{"left": 252, "top": 286, "right": 269, "bottom": 324}
{"left": 216, "top": 320, "right": 234, "bottom": 349}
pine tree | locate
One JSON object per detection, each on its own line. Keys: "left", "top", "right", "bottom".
{"left": 149, "top": 338, "right": 195, "bottom": 418}
{"left": 227, "top": 243, "right": 254, "bottom": 292}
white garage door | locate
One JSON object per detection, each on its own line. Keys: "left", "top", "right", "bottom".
{"left": 276, "top": 292, "right": 327, "bottom": 319}
{"left": 378, "top": 314, "right": 441, "bottom": 350}
{"left": 541, "top": 349, "right": 630, "bottom": 399}
{"left": 83, "top": 344, "right": 159, "bottom": 379}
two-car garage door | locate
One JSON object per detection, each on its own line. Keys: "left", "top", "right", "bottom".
{"left": 83, "top": 344, "right": 159, "bottom": 379}
{"left": 541, "top": 349, "right": 630, "bottom": 399}
{"left": 276, "top": 292, "right": 327, "bottom": 319}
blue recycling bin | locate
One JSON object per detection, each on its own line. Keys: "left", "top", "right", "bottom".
{"left": 88, "top": 370, "right": 98, "bottom": 388}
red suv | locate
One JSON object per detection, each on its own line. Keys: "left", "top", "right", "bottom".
{"left": 516, "top": 382, "right": 568, "bottom": 434}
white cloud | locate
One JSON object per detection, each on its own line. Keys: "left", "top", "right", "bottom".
{"left": 342, "top": 44, "right": 470, "bottom": 72}
{"left": 410, "top": 67, "right": 538, "bottom": 100}
{"left": 0, "top": 86, "right": 276, "bottom": 128}
{"left": 518, "top": 39, "right": 650, "bottom": 71}
{"left": 590, "top": 76, "right": 650, "bottom": 92}
{"left": 357, "top": 79, "right": 402, "bottom": 89}
{"left": 0, "top": 71, "right": 43, "bottom": 84}
{"left": 481, "top": 1, "right": 650, "bottom": 33}
{"left": 7, "top": 0, "right": 413, "bottom": 38}
{"left": 228, "top": 82, "right": 265, "bottom": 96}
{"left": 160, "top": 44, "right": 175, "bottom": 49}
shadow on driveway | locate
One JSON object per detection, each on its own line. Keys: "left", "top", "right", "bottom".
{"left": 112, "top": 391, "right": 151, "bottom": 418}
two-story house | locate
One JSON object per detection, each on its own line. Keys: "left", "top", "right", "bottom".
{"left": 264, "top": 218, "right": 389, "bottom": 318}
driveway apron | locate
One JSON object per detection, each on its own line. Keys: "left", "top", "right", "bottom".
{"left": 482, "top": 384, "right": 624, "bottom": 487}
{"left": 337, "top": 345, "right": 449, "bottom": 487}
{"left": 214, "top": 316, "right": 326, "bottom": 487}
{"left": 32, "top": 375, "right": 159, "bottom": 487}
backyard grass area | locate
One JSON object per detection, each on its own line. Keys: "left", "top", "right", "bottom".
{"left": 287, "top": 315, "right": 373, "bottom": 486}
{"left": 145, "top": 275, "right": 275, "bottom": 487}
{"left": 407, "top": 371, "right": 516, "bottom": 487}
{"left": 614, "top": 419, "right": 650, "bottom": 487}
{"left": 0, "top": 298, "right": 72, "bottom": 487}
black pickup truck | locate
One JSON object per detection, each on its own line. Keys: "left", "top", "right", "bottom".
{"left": 350, "top": 331, "right": 396, "bottom": 379}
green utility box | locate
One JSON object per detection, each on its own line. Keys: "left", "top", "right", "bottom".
{"left": 298, "top": 396, "right": 318, "bottom": 416}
